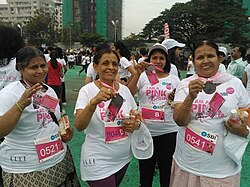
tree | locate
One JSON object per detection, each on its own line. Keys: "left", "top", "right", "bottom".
{"left": 79, "top": 32, "right": 106, "bottom": 46}
{"left": 123, "top": 33, "right": 146, "bottom": 50}
{"left": 23, "top": 10, "right": 59, "bottom": 46}
{"left": 141, "top": 0, "right": 250, "bottom": 49}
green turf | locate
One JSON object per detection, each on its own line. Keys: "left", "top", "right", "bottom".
{"left": 64, "top": 66, "right": 250, "bottom": 187}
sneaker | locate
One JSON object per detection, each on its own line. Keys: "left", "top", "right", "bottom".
{"left": 62, "top": 102, "right": 67, "bottom": 106}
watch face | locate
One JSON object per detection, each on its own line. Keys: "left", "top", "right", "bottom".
{"left": 203, "top": 81, "right": 216, "bottom": 94}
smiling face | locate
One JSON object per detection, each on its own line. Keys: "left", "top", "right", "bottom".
{"left": 150, "top": 50, "right": 167, "bottom": 72}
{"left": 93, "top": 52, "right": 119, "bottom": 84}
{"left": 194, "top": 44, "right": 219, "bottom": 78}
{"left": 21, "top": 56, "right": 48, "bottom": 85}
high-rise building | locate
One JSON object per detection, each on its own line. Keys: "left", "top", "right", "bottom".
{"left": 68, "top": 0, "right": 122, "bottom": 41}
{"left": 0, "top": 0, "right": 62, "bottom": 29}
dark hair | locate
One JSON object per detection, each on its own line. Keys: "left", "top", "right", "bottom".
{"left": 238, "top": 46, "right": 247, "bottom": 58}
{"left": 93, "top": 48, "right": 119, "bottom": 65}
{"left": 0, "top": 25, "right": 24, "bottom": 64}
{"left": 54, "top": 47, "right": 64, "bottom": 59}
{"left": 139, "top": 48, "right": 147, "bottom": 56}
{"left": 147, "top": 49, "right": 170, "bottom": 73}
{"left": 192, "top": 40, "right": 219, "bottom": 59}
{"left": 96, "top": 43, "right": 110, "bottom": 52}
{"left": 16, "top": 47, "right": 45, "bottom": 71}
{"left": 49, "top": 50, "right": 59, "bottom": 69}
{"left": 114, "top": 41, "right": 130, "bottom": 60}
{"left": 167, "top": 47, "right": 178, "bottom": 66}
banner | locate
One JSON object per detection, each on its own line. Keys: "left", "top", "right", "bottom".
{"left": 164, "top": 23, "right": 170, "bottom": 39}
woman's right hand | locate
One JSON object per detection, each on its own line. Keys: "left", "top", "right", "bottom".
{"left": 18, "top": 83, "right": 43, "bottom": 110}
{"left": 188, "top": 79, "right": 204, "bottom": 100}
{"left": 91, "top": 86, "right": 115, "bottom": 106}
{"left": 134, "top": 62, "right": 149, "bottom": 75}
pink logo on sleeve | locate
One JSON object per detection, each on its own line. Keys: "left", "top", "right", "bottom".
{"left": 226, "top": 87, "right": 234, "bottom": 94}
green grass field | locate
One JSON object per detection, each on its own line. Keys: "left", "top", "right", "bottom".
{"left": 65, "top": 66, "right": 250, "bottom": 187}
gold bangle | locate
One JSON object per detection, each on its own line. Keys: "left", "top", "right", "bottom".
{"left": 15, "top": 101, "right": 24, "bottom": 112}
{"left": 181, "top": 104, "right": 191, "bottom": 111}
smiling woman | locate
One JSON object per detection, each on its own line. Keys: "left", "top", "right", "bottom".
{"left": 74, "top": 48, "right": 152, "bottom": 187}
{"left": 171, "top": 40, "right": 250, "bottom": 187}
{"left": 0, "top": 47, "right": 80, "bottom": 187}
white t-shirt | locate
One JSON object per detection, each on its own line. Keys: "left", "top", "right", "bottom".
{"left": 0, "top": 81, "right": 66, "bottom": 173}
{"left": 44, "top": 54, "right": 50, "bottom": 63}
{"left": 86, "top": 62, "right": 97, "bottom": 81}
{"left": 0, "top": 58, "right": 21, "bottom": 90}
{"left": 218, "top": 63, "right": 226, "bottom": 73}
{"left": 137, "top": 72, "right": 180, "bottom": 136}
{"left": 244, "top": 64, "right": 250, "bottom": 96}
{"left": 74, "top": 82, "right": 137, "bottom": 181}
{"left": 169, "top": 64, "right": 179, "bottom": 77}
{"left": 186, "top": 60, "right": 195, "bottom": 75}
{"left": 118, "top": 57, "right": 132, "bottom": 79}
{"left": 67, "top": 54, "right": 75, "bottom": 62}
{"left": 173, "top": 73, "right": 250, "bottom": 178}
{"left": 57, "top": 58, "right": 66, "bottom": 82}
{"left": 138, "top": 57, "right": 146, "bottom": 64}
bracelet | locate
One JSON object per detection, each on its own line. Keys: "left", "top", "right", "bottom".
{"left": 15, "top": 101, "right": 24, "bottom": 112}
{"left": 181, "top": 104, "right": 191, "bottom": 111}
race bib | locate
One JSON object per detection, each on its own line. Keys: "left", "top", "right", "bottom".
{"left": 34, "top": 133, "right": 65, "bottom": 163}
{"left": 141, "top": 107, "right": 165, "bottom": 122}
{"left": 33, "top": 91, "right": 59, "bottom": 112}
{"left": 104, "top": 121, "right": 128, "bottom": 143}
{"left": 184, "top": 126, "right": 218, "bottom": 155}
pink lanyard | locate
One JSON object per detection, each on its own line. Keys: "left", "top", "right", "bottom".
{"left": 98, "top": 80, "right": 117, "bottom": 93}
{"left": 197, "top": 72, "right": 220, "bottom": 83}
{"left": 149, "top": 63, "right": 165, "bottom": 73}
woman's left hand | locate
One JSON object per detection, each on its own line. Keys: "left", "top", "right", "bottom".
{"left": 122, "top": 111, "right": 141, "bottom": 133}
{"left": 225, "top": 115, "right": 249, "bottom": 138}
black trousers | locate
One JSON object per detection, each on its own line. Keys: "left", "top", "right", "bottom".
{"left": 61, "top": 82, "right": 66, "bottom": 103}
{"left": 139, "top": 132, "right": 177, "bottom": 187}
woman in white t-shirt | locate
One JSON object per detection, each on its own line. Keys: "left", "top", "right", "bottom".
{"left": 114, "top": 41, "right": 137, "bottom": 85}
{"left": 0, "top": 47, "right": 79, "bottom": 187}
{"left": 128, "top": 43, "right": 180, "bottom": 187}
{"left": 74, "top": 48, "right": 151, "bottom": 186}
{"left": 186, "top": 55, "right": 195, "bottom": 77}
{"left": 171, "top": 40, "right": 250, "bottom": 187}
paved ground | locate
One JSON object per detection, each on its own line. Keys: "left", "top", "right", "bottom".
{"left": 64, "top": 66, "right": 250, "bottom": 187}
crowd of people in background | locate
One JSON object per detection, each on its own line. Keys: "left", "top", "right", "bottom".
{"left": 1, "top": 24, "right": 250, "bottom": 187}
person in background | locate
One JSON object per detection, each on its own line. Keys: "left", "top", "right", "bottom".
{"left": 186, "top": 55, "right": 195, "bottom": 77}
{"left": 171, "top": 40, "right": 250, "bottom": 187}
{"left": 74, "top": 48, "right": 146, "bottom": 187}
{"left": 78, "top": 51, "right": 87, "bottom": 76}
{"left": 227, "top": 46, "right": 247, "bottom": 80}
{"left": 242, "top": 54, "right": 250, "bottom": 97}
{"left": 162, "top": 38, "right": 185, "bottom": 78}
{"left": 44, "top": 46, "right": 53, "bottom": 63}
{"left": 0, "top": 46, "right": 79, "bottom": 187}
{"left": 114, "top": 41, "right": 137, "bottom": 84}
{"left": 0, "top": 24, "right": 24, "bottom": 187}
{"left": 67, "top": 50, "right": 75, "bottom": 69}
{"left": 218, "top": 46, "right": 227, "bottom": 73}
{"left": 47, "top": 50, "right": 63, "bottom": 114}
{"left": 128, "top": 43, "right": 180, "bottom": 187}
{"left": 55, "top": 47, "right": 68, "bottom": 107}
{"left": 138, "top": 48, "right": 148, "bottom": 64}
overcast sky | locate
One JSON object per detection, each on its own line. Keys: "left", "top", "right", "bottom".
{"left": 123, "top": 0, "right": 189, "bottom": 37}
{"left": 0, "top": 0, "right": 190, "bottom": 37}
